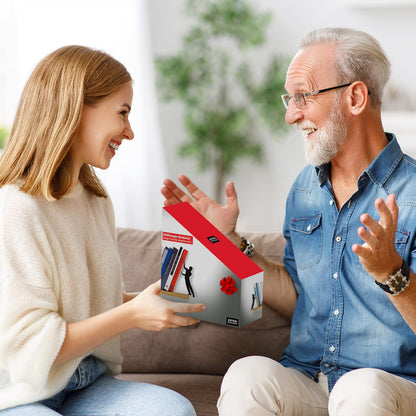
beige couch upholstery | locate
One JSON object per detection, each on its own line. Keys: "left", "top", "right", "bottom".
{"left": 117, "top": 228, "right": 291, "bottom": 416}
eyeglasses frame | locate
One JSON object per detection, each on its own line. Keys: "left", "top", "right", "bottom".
{"left": 281, "top": 82, "right": 355, "bottom": 109}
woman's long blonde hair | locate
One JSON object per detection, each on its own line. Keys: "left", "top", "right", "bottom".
{"left": 0, "top": 45, "right": 132, "bottom": 200}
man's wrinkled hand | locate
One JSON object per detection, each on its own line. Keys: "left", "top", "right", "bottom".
{"left": 161, "top": 174, "right": 239, "bottom": 237}
{"left": 352, "top": 194, "right": 403, "bottom": 282}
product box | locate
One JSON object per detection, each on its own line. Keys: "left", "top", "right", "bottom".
{"left": 161, "top": 202, "right": 263, "bottom": 327}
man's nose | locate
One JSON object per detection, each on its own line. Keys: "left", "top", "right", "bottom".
{"left": 285, "top": 100, "right": 303, "bottom": 126}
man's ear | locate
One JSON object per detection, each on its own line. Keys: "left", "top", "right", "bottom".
{"left": 346, "top": 81, "right": 370, "bottom": 115}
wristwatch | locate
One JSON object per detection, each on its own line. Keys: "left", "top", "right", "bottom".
{"left": 375, "top": 260, "right": 410, "bottom": 296}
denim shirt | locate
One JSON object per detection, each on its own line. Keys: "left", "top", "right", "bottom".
{"left": 280, "top": 134, "right": 416, "bottom": 392}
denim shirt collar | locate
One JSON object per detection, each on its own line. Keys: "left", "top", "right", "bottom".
{"left": 315, "top": 133, "right": 402, "bottom": 187}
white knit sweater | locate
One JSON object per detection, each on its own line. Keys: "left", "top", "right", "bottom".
{"left": 0, "top": 182, "right": 124, "bottom": 410}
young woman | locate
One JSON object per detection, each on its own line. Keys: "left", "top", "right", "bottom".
{"left": 0, "top": 45, "right": 205, "bottom": 415}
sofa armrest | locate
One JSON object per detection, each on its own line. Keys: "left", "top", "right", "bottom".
{"left": 117, "top": 228, "right": 290, "bottom": 375}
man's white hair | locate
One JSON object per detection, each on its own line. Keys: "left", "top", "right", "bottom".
{"left": 300, "top": 28, "right": 391, "bottom": 108}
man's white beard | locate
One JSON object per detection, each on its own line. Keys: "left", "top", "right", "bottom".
{"left": 301, "top": 96, "right": 348, "bottom": 166}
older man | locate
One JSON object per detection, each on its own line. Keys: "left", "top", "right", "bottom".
{"left": 162, "top": 28, "right": 416, "bottom": 415}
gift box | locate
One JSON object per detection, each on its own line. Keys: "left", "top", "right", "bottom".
{"left": 161, "top": 202, "right": 263, "bottom": 327}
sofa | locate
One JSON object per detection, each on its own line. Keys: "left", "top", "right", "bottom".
{"left": 116, "top": 228, "right": 291, "bottom": 416}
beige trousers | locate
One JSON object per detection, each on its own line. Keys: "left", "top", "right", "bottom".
{"left": 217, "top": 356, "right": 416, "bottom": 416}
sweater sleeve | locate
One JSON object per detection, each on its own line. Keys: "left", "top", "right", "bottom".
{"left": 0, "top": 188, "right": 67, "bottom": 389}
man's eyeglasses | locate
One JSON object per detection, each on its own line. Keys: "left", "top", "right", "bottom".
{"left": 281, "top": 83, "right": 353, "bottom": 109}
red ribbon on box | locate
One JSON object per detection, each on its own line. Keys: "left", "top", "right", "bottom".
{"left": 220, "top": 276, "right": 238, "bottom": 295}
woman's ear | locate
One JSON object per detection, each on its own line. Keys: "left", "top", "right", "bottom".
{"left": 346, "top": 81, "right": 370, "bottom": 115}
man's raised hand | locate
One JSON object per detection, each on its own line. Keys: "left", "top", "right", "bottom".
{"left": 161, "top": 174, "right": 239, "bottom": 238}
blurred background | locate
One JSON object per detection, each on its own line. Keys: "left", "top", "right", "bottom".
{"left": 0, "top": 0, "right": 415, "bottom": 232}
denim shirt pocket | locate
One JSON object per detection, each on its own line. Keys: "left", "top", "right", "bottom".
{"left": 355, "top": 228, "right": 410, "bottom": 274}
{"left": 289, "top": 214, "right": 322, "bottom": 270}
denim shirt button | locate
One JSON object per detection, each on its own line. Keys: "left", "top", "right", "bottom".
{"left": 330, "top": 200, "right": 335, "bottom": 205}
{"left": 334, "top": 309, "right": 339, "bottom": 316}
{"left": 333, "top": 272, "right": 338, "bottom": 279}
{"left": 336, "top": 236, "right": 341, "bottom": 242}
{"left": 329, "top": 345, "right": 335, "bottom": 353}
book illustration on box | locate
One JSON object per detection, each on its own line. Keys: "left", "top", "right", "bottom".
{"left": 251, "top": 281, "right": 263, "bottom": 311}
{"left": 161, "top": 244, "right": 193, "bottom": 299}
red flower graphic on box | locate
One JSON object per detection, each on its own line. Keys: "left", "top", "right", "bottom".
{"left": 220, "top": 276, "right": 238, "bottom": 295}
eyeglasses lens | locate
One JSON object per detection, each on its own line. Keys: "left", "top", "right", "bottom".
{"left": 281, "top": 95, "right": 289, "bottom": 109}
{"left": 281, "top": 93, "right": 306, "bottom": 109}
{"left": 293, "top": 92, "right": 306, "bottom": 108}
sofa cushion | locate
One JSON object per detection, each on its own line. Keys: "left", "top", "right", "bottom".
{"left": 117, "top": 228, "right": 290, "bottom": 375}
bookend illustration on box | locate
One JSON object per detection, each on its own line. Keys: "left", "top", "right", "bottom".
{"left": 161, "top": 202, "right": 263, "bottom": 327}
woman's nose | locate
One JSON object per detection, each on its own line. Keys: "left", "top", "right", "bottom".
{"left": 123, "top": 120, "right": 134, "bottom": 140}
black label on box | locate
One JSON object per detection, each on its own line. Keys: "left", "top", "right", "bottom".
{"left": 207, "top": 235, "right": 220, "bottom": 244}
{"left": 226, "top": 317, "right": 239, "bottom": 327}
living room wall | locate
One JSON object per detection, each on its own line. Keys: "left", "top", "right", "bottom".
{"left": 2, "top": 0, "right": 415, "bottom": 232}
{"left": 147, "top": 0, "right": 416, "bottom": 232}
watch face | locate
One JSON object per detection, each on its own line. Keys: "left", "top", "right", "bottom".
{"left": 388, "top": 273, "right": 408, "bottom": 294}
